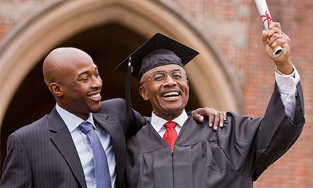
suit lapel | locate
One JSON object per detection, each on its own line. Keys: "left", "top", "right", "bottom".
{"left": 48, "top": 108, "right": 87, "bottom": 188}
{"left": 93, "top": 112, "right": 126, "bottom": 188}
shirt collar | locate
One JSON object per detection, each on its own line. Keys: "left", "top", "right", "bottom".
{"left": 151, "top": 109, "right": 188, "bottom": 132}
{"left": 56, "top": 104, "right": 96, "bottom": 133}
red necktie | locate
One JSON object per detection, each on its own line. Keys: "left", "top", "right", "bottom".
{"left": 163, "top": 122, "right": 177, "bottom": 151}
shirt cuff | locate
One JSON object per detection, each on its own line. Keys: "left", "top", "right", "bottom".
{"left": 275, "top": 65, "right": 300, "bottom": 95}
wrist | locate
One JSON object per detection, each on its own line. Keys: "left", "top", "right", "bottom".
{"left": 276, "top": 64, "right": 295, "bottom": 76}
{"left": 276, "top": 60, "right": 293, "bottom": 75}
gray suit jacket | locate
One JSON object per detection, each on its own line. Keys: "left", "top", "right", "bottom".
{"left": 1, "top": 98, "right": 144, "bottom": 188}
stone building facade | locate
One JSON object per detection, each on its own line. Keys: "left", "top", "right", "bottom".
{"left": 0, "top": 0, "right": 312, "bottom": 187}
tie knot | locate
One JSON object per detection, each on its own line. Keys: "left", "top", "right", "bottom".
{"left": 79, "top": 121, "right": 93, "bottom": 134}
{"left": 164, "top": 121, "right": 176, "bottom": 129}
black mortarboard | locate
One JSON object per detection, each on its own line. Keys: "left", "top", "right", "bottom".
{"left": 116, "top": 33, "right": 199, "bottom": 80}
{"left": 115, "top": 33, "right": 199, "bottom": 125}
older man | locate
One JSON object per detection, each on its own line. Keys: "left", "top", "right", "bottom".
{"left": 117, "top": 23, "right": 305, "bottom": 188}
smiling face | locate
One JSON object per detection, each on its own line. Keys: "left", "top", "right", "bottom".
{"left": 139, "top": 64, "right": 189, "bottom": 121}
{"left": 43, "top": 48, "right": 102, "bottom": 120}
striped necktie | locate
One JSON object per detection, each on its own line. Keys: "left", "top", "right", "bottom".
{"left": 80, "top": 121, "right": 111, "bottom": 188}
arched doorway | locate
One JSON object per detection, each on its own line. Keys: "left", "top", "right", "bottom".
{"left": 0, "top": 0, "right": 242, "bottom": 167}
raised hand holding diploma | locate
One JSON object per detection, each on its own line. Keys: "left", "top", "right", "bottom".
{"left": 261, "top": 22, "right": 293, "bottom": 74}
{"left": 261, "top": 21, "right": 293, "bottom": 73}
{"left": 255, "top": 0, "right": 283, "bottom": 57}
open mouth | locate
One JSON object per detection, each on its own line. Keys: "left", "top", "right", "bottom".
{"left": 162, "top": 91, "right": 181, "bottom": 98}
{"left": 88, "top": 93, "right": 101, "bottom": 101}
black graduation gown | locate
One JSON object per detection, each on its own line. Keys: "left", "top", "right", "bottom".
{"left": 126, "top": 83, "right": 305, "bottom": 188}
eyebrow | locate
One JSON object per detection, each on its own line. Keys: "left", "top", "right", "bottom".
{"left": 77, "top": 67, "right": 98, "bottom": 77}
{"left": 152, "top": 69, "right": 182, "bottom": 74}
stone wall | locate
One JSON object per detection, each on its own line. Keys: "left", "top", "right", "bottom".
{"left": 1, "top": 0, "right": 312, "bottom": 187}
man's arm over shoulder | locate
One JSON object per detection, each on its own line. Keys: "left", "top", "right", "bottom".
{"left": 100, "top": 98, "right": 150, "bottom": 137}
{"left": 1, "top": 132, "right": 32, "bottom": 188}
{"left": 126, "top": 105, "right": 150, "bottom": 139}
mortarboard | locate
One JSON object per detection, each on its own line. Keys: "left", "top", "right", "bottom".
{"left": 116, "top": 33, "right": 199, "bottom": 80}
{"left": 115, "top": 33, "right": 199, "bottom": 125}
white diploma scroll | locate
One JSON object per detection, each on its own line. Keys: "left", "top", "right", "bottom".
{"left": 255, "top": 0, "right": 283, "bottom": 57}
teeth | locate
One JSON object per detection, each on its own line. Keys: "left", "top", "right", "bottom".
{"left": 90, "top": 93, "right": 100, "bottom": 98}
{"left": 163, "top": 92, "right": 179, "bottom": 97}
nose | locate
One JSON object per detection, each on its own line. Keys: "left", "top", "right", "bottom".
{"left": 164, "top": 74, "right": 177, "bottom": 86}
{"left": 91, "top": 75, "right": 103, "bottom": 89}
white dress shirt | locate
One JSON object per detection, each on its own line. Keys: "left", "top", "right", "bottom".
{"left": 151, "top": 109, "right": 188, "bottom": 138}
{"left": 56, "top": 104, "right": 116, "bottom": 188}
{"left": 275, "top": 66, "right": 300, "bottom": 121}
{"left": 151, "top": 67, "right": 300, "bottom": 136}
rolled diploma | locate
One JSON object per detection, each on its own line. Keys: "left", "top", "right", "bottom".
{"left": 255, "top": 0, "right": 283, "bottom": 57}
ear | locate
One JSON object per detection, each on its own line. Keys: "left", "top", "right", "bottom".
{"left": 139, "top": 85, "right": 149, "bottom": 101}
{"left": 49, "top": 83, "right": 63, "bottom": 97}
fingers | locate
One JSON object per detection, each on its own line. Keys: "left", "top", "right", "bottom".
{"left": 269, "top": 34, "right": 284, "bottom": 51}
{"left": 262, "top": 30, "right": 269, "bottom": 47}
{"left": 264, "top": 22, "right": 282, "bottom": 40}
{"left": 191, "top": 107, "right": 227, "bottom": 131}
{"left": 267, "top": 22, "right": 290, "bottom": 46}
{"left": 211, "top": 110, "right": 227, "bottom": 131}
{"left": 271, "top": 22, "right": 281, "bottom": 30}
{"left": 208, "top": 113, "right": 216, "bottom": 129}
{"left": 262, "top": 22, "right": 291, "bottom": 59}
{"left": 220, "top": 111, "right": 226, "bottom": 127}
{"left": 212, "top": 111, "right": 223, "bottom": 130}
{"left": 206, "top": 108, "right": 217, "bottom": 128}
{"left": 269, "top": 33, "right": 291, "bottom": 49}
{"left": 212, "top": 112, "right": 220, "bottom": 130}
{"left": 268, "top": 22, "right": 281, "bottom": 30}
{"left": 268, "top": 28, "right": 283, "bottom": 41}
{"left": 191, "top": 110, "right": 204, "bottom": 122}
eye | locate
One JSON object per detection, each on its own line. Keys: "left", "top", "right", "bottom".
{"left": 171, "top": 72, "right": 183, "bottom": 80}
{"left": 80, "top": 77, "right": 89, "bottom": 82}
{"left": 152, "top": 73, "right": 165, "bottom": 81}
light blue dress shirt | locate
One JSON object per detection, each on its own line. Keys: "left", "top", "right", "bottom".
{"left": 56, "top": 104, "right": 116, "bottom": 188}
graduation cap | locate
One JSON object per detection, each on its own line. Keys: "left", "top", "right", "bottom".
{"left": 116, "top": 33, "right": 199, "bottom": 80}
{"left": 115, "top": 33, "right": 199, "bottom": 124}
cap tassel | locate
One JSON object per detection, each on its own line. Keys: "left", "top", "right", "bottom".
{"left": 126, "top": 57, "right": 134, "bottom": 124}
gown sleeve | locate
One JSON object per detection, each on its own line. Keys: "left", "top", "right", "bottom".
{"left": 218, "top": 82, "right": 305, "bottom": 180}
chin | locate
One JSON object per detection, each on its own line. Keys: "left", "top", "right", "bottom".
{"left": 163, "top": 107, "right": 184, "bottom": 115}
{"left": 165, "top": 102, "right": 185, "bottom": 110}
{"left": 89, "top": 105, "right": 102, "bottom": 113}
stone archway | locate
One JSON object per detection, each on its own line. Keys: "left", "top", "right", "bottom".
{"left": 0, "top": 0, "right": 242, "bottom": 129}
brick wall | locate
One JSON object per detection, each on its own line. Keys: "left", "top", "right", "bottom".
{"left": 1, "top": 0, "right": 312, "bottom": 187}
{"left": 246, "top": 1, "right": 313, "bottom": 187}
{"left": 0, "top": 0, "right": 54, "bottom": 39}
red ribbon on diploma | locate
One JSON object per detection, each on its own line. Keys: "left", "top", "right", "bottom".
{"left": 260, "top": 11, "right": 272, "bottom": 30}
